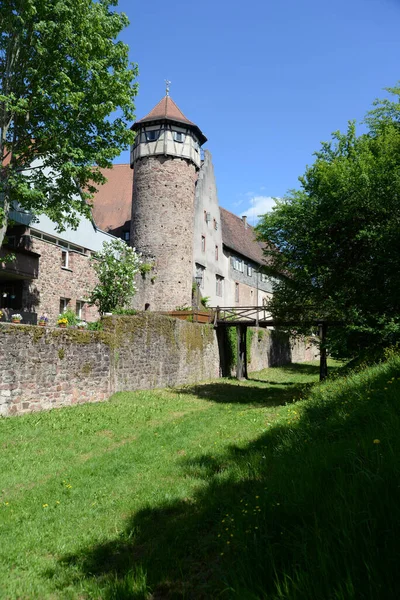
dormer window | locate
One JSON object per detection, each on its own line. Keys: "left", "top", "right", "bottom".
{"left": 145, "top": 129, "right": 160, "bottom": 142}
{"left": 173, "top": 131, "right": 185, "bottom": 143}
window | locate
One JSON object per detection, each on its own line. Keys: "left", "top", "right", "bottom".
{"left": 215, "top": 245, "right": 219, "bottom": 261}
{"left": 231, "top": 256, "right": 244, "bottom": 272}
{"left": 195, "top": 263, "right": 205, "bottom": 288}
{"left": 204, "top": 210, "right": 207, "bottom": 222}
{"left": 76, "top": 300, "right": 85, "bottom": 319}
{"left": 261, "top": 273, "right": 268, "bottom": 283}
{"left": 61, "top": 249, "right": 69, "bottom": 269}
{"left": 123, "top": 231, "right": 130, "bottom": 242}
{"left": 213, "top": 218, "right": 218, "bottom": 230}
{"left": 145, "top": 129, "right": 159, "bottom": 142}
{"left": 201, "top": 235, "right": 206, "bottom": 252}
{"left": 247, "top": 264, "right": 252, "bottom": 277}
{"left": 216, "top": 275, "right": 224, "bottom": 297}
{"left": 173, "top": 131, "right": 185, "bottom": 143}
{"left": 59, "top": 298, "right": 69, "bottom": 313}
{"left": 235, "top": 283, "right": 239, "bottom": 302}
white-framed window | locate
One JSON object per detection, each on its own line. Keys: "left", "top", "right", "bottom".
{"left": 145, "top": 129, "right": 159, "bottom": 142}
{"left": 173, "top": 131, "right": 185, "bottom": 143}
{"left": 247, "top": 264, "right": 252, "bottom": 277}
{"left": 232, "top": 256, "right": 244, "bottom": 272}
{"left": 61, "top": 249, "right": 69, "bottom": 269}
{"left": 59, "top": 298, "right": 69, "bottom": 313}
{"left": 216, "top": 275, "right": 224, "bottom": 297}
{"left": 76, "top": 300, "right": 85, "bottom": 319}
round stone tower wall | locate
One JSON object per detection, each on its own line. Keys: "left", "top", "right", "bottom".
{"left": 131, "top": 155, "right": 197, "bottom": 311}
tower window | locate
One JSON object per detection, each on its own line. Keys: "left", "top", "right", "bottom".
{"left": 173, "top": 131, "right": 185, "bottom": 143}
{"left": 145, "top": 130, "right": 160, "bottom": 142}
{"left": 201, "top": 235, "right": 206, "bottom": 252}
{"left": 215, "top": 245, "right": 219, "bottom": 261}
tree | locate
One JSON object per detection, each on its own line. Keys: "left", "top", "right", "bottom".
{"left": 89, "top": 239, "right": 142, "bottom": 314}
{"left": 0, "top": 0, "right": 137, "bottom": 247}
{"left": 256, "top": 86, "right": 400, "bottom": 359}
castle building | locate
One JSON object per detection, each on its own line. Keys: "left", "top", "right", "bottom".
{"left": 0, "top": 94, "right": 272, "bottom": 322}
{"left": 92, "top": 94, "right": 273, "bottom": 311}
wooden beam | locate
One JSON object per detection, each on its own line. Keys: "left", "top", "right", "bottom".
{"left": 236, "top": 325, "right": 248, "bottom": 380}
{"left": 318, "top": 322, "right": 328, "bottom": 381}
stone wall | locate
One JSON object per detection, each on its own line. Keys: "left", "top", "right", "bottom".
{"left": 0, "top": 314, "right": 219, "bottom": 417}
{"left": 248, "top": 329, "right": 319, "bottom": 372}
{"left": 22, "top": 238, "right": 99, "bottom": 324}
{"left": 0, "top": 315, "right": 317, "bottom": 418}
{"left": 131, "top": 155, "right": 198, "bottom": 311}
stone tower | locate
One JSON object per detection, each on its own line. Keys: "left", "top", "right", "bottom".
{"left": 130, "top": 94, "right": 207, "bottom": 311}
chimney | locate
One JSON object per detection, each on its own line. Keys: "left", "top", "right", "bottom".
{"left": 242, "top": 215, "right": 248, "bottom": 229}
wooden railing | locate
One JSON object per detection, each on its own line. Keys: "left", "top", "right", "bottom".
{"left": 211, "top": 306, "right": 272, "bottom": 326}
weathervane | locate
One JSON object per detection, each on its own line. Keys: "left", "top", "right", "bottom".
{"left": 165, "top": 79, "right": 171, "bottom": 96}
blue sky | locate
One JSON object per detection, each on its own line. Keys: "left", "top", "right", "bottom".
{"left": 116, "top": 0, "right": 400, "bottom": 222}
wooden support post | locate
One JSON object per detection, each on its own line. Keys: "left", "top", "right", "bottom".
{"left": 236, "top": 325, "right": 248, "bottom": 380}
{"left": 318, "top": 322, "right": 328, "bottom": 381}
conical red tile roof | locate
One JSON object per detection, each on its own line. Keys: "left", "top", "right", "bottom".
{"left": 137, "top": 95, "right": 194, "bottom": 126}
{"left": 132, "top": 95, "right": 207, "bottom": 145}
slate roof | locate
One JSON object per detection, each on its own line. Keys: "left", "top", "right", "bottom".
{"left": 220, "top": 207, "right": 268, "bottom": 266}
{"left": 90, "top": 164, "right": 133, "bottom": 233}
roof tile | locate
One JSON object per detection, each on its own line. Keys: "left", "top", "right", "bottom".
{"left": 91, "top": 164, "right": 133, "bottom": 232}
{"left": 220, "top": 207, "right": 269, "bottom": 266}
{"left": 137, "top": 95, "right": 194, "bottom": 126}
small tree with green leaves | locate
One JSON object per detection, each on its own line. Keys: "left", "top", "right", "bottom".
{"left": 89, "top": 239, "right": 141, "bottom": 314}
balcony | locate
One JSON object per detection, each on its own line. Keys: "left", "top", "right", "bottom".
{"left": 0, "top": 241, "right": 40, "bottom": 280}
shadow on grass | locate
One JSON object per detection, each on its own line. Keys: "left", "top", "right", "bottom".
{"left": 174, "top": 380, "right": 310, "bottom": 407}
{"left": 55, "top": 361, "right": 400, "bottom": 599}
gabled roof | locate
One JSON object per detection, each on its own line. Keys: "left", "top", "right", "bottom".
{"left": 220, "top": 207, "right": 269, "bottom": 266}
{"left": 90, "top": 164, "right": 133, "bottom": 233}
{"left": 137, "top": 95, "right": 195, "bottom": 126}
{"left": 132, "top": 95, "right": 207, "bottom": 146}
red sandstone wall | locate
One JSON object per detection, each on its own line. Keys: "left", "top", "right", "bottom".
{"left": 22, "top": 239, "right": 99, "bottom": 324}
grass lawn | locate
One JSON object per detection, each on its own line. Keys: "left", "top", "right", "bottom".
{"left": 1, "top": 358, "right": 400, "bottom": 599}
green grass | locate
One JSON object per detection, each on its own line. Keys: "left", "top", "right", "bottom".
{"left": 1, "top": 357, "right": 400, "bottom": 599}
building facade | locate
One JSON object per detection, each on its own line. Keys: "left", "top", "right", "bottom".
{"left": 92, "top": 94, "right": 273, "bottom": 312}
{"left": 1, "top": 203, "right": 115, "bottom": 325}
{"left": 0, "top": 93, "right": 273, "bottom": 322}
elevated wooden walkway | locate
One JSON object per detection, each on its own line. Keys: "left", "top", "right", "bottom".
{"left": 209, "top": 306, "right": 341, "bottom": 382}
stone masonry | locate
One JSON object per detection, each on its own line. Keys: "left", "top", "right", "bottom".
{"left": 0, "top": 314, "right": 220, "bottom": 417}
{"left": 131, "top": 156, "right": 198, "bottom": 311}
{"left": 22, "top": 238, "right": 99, "bottom": 324}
